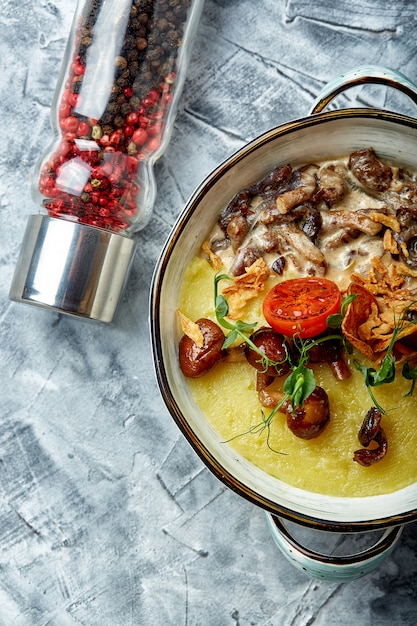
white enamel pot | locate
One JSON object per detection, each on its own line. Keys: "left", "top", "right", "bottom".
{"left": 150, "top": 66, "right": 417, "bottom": 580}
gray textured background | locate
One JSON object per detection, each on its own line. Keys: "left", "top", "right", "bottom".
{"left": 1, "top": 1, "right": 417, "bottom": 624}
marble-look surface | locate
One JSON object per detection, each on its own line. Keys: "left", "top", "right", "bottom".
{"left": 2, "top": 1, "right": 417, "bottom": 624}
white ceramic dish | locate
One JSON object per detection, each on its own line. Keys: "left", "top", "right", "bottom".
{"left": 150, "top": 67, "right": 417, "bottom": 579}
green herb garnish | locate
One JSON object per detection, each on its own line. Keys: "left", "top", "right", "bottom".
{"left": 326, "top": 294, "right": 357, "bottom": 329}
{"left": 216, "top": 273, "right": 345, "bottom": 450}
{"left": 402, "top": 361, "right": 417, "bottom": 397}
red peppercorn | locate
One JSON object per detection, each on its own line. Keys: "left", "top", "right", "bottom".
{"left": 126, "top": 112, "right": 138, "bottom": 125}
{"left": 124, "top": 87, "right": 133, "bottom": 98}
{"left": 149, "top": 111, "right": 164, "bottom": 120}
{"left": 110, "top": 131, "right": 122, "bottom": 145}
{"left": 77, "top": 121, "right": 90, "bottom": 136}
{"left": 126, "top": 156, "right": 139, "bottom": 174}
{"left": 100, "top": 161, "right": 113, "bottom": 176}
{"left": 62, "top": 88, "right": 72, "bottom": 102}
{"left": 148, "top": 122, "right": 162, "bottom": 137}
{"left": 57, "top": 140, "right": 72, "bottom": 157}
{"left": 69, "top": 92, "right": 79, "bottom": 107}
{"left": 146, "top": 138, "right": 161, "bottom": 153}
{"left": 59, "top": 102, "right": 72, "bottom": 118}
{"left": 92, "top": 166, "right": 103, "bottom": 179}
{"left": 62, "top": 116, "right": 79, "bottom": 132}
{"left": 132, "top": 128, "right": 148, "bottom": 146}
{"left": 142, "top": 96, "right": 156, "bottom": 108}
{"left": 73, "top": 61, "right": 85, "bottom": 76}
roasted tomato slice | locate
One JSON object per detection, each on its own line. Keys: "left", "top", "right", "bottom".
{"left": 262, "top": 277, "right": 341, "bottom": 338}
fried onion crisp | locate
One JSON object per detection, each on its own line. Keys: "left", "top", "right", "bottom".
{"left": 368, "top": 211, "right": 401, "bottom": 233}
{"left": 343, "top": 256, "right": 417, "bottom": 359}
{"left": 383, "top": 229, "right": 399, "bottom": 255}
{"left": 177, "top": 309, "right": 204, "bottom": 347}
{"left": 396, "top": 263, "right": 417, "bottom": 279}
{"left": 202, "top": 241, "right": 223, "bottom": 271}
{"left": 221, "top": 258, "right": 270, "bottom": 320}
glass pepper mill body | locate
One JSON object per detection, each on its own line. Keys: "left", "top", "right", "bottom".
{"left": 10, "top": 0, "right": 204, "bottom": 322}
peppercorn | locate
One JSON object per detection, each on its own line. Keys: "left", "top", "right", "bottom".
{"left": 40, "top": 0, "right": 195, "bottom": 232}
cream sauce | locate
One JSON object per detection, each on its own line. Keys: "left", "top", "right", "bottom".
{"left": 209, "top": 154, "right": 417, "bottom": 294}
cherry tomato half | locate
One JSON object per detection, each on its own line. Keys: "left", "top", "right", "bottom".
{"left": 262, "top": 277, "right": 341, "bottom": 338}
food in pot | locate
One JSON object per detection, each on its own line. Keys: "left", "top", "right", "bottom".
{"left": 177, "top": 148, "right": 417, "bottom": 497}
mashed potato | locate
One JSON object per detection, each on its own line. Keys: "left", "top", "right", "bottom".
{"left": 179, "top": 256, "right": 417, "bottom": 497}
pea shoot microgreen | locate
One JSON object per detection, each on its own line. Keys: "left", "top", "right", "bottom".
{"left": 223, "top": 403, "right": 288, "bottom": 455}
{"left": 326, "top": 293, "right": 357, "bottom": 354}
{"left": 326, "top": 294, "right": 357, "bottom": 329}
{"left": 403, "top": 361, "right": 417, "bottom": 397}
{"left": 222, "top": 337, "right": 328, "bottom": 453}
{"left": 224, "top": 361, "right": 317, "bottom": 454}
{"left": 215, "top": 272, "right": 347, "bottom": 451}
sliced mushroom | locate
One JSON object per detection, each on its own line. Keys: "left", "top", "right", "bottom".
{"left": 278, "top": 223, "right": 327, "bottom": 275}
{"left": 218, "top": 188, "right": 254, "bottom": 235}
{"left": 396, "top": 205, "right": 417, "bottom": 230}
{"left": 226, "top": 214, "right": 249, "bottom": 251}
{"left": 256, "top": 163, "right": 294, "bottom": 197}
{"left": 260, "top": 169, "right": 317, "bottom": 220}
{"left": 230, "top": 239, "right": 263, "bottom": 276}
{"left": 289, "top": 203, "right": 322, "bottom": 243}
{"left": 349, "top": 148, "right": 393, "bottom": 192}
{"left": 320, "top": 209, "right": 383, "bottom": 238}
{"left": 179, "top": 318, "right": 226, "bottom": 378}
{"left": 396, "top": 226, "right": 417, "bottom": 268}
{"left": 315, "top": 163, "right": 348, "bottom": 206}
{"left": 353, "top": 407, "right": 388, "bottom": 466}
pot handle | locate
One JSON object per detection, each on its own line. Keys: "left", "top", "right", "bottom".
{"left": 310, "top": 65, "right": 417, "bottom": 115}
{"left": 266, "top": 513, "right": 403, "bottom": 581}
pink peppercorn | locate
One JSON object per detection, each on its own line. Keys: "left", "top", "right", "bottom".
{"left": 73, "top": 61, "right": 85, "bottom": 76}
{"left": 35, "top": 1, "right": 191, "bottom": 238}
{"left": 77, "top": 121, "right": 90, "bottom": 136}
{"left": 68, "top": 92, "right": 79, "bottom": 107}
{"left": 61, "top": 116, "right": 79, "bottom": 132}
{"left": 132, "top": 128, "right": 148, "bottom": 146}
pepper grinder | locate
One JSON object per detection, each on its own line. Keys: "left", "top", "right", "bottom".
{"left": 10, "top": 0, "right": 204, "bottom": 322}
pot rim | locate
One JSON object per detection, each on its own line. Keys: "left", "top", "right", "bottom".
{"left": 150, "top": 107, "right": 417, "bottom": 531}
